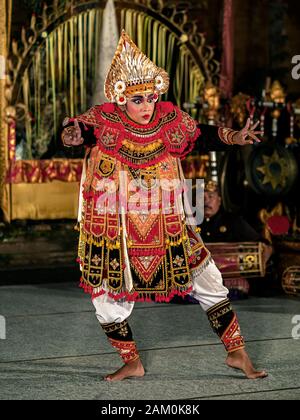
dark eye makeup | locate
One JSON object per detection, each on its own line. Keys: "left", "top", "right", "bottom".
{"left": 130, "top": 95, "right": 155, "bottom": 104}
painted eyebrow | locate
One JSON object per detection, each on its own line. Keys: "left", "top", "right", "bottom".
{"left": 130, "top": 94, "right": 154, "bottom": 100}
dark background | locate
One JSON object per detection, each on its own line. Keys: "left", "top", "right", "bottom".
{"left": 10, "top": 0, "right": 300, "bottom": 98}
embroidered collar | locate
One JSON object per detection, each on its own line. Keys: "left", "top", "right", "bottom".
{"left": 70, "top": 102, "right": 200, "bottom": 168}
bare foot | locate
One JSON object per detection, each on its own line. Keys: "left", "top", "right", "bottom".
{"left": 226, "top": 348, "right": 268, "bottom": 379}
{"left": 104, "top": 357, "right": 145, "bottom": 382}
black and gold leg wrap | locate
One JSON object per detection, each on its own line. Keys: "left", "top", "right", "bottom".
{"left": 207, "top": 298, "right": 245, "bottom": 353}
{"left": 101, "top": 320, "right": 139, "bottom": 364}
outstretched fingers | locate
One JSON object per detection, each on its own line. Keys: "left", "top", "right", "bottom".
{"left": 243, "top": 118, "right": 251, "bottom": 132}
{"left": 72, "top": 119, "right": 84, "bottom": 145}
{"left": 74, "top": 119, "right": 82, "bottom": 141}
{"left": 247, "top": 132, "right": 261, "bottom": 143}
{"left": 250, "top": 120, "right": 260, "bottom": 131}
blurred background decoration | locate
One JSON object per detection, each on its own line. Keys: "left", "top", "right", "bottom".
{"left": 1, "top": 0, "right": 220, "bottom": 221}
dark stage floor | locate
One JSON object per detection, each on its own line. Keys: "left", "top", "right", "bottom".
{"left": 0, "top": 279, "right": 300, "bottom": 400}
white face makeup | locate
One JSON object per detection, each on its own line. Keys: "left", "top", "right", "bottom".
{"left": 125, "top": 94, "right": 156, "bottom": 125}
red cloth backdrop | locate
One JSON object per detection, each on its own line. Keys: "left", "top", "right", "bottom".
{"left": 219, "top": 0, "right": 234, "bottom": 98}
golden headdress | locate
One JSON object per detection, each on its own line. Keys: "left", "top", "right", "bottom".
{"left": 104, "top": 30, "right": 169, "bottom": 105}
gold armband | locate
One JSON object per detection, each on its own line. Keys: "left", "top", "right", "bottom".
{"left": 218, "top": 127, "right": 237, "bottom": 145}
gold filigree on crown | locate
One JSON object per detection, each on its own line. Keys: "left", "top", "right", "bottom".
{"left": 104, "top": 30, "right": 169, "bottom": 105}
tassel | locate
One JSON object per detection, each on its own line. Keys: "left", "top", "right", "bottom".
{"left": 81, "top": 278, "right": 193, "bottom": 303}
{"left": 191, "top": 256, "right": 213, "bottom": 276}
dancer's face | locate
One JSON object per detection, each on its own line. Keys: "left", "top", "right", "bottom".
{"left": 125, "top": 94, "right": 156, "bottom": 125}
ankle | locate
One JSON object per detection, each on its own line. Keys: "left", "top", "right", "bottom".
{"left": 227, "top": 347, "right": 247, "bottom": 357}
{"left": 123, "top": 356, "right": 141, "bottom": 366}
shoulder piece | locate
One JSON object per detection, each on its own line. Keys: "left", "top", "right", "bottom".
{"left": 162, "top": 106, "right": 200, "bottom": 159}
{"left": 65, "top": 102, "right": 200, "bottom": 167}
{"left": 66, "top": 105, "right": 103, "bottom": 127}
{"left": 65, "top": 104, "right": 124, "bottom": 152}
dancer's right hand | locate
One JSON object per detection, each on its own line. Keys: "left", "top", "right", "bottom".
{"left": 62, "top": 119, "right": 84, "bottom": 146}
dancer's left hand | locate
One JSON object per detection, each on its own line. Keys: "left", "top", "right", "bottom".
{"left": 233, "top": 118, "right": 263, "bottom": 145}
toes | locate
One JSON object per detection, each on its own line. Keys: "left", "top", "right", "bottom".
{"left": 253, "top": 370, "right": 268, "bottom": 379}
{"left": 248, "top": 370, "right": 268, "bottom": 379}
{"left": 260, "top": 371, "right": 268, "bottom": 378}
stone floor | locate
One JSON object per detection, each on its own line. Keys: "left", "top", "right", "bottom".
{"left": 0, "top": 281, "right": 300, "bottom": 400}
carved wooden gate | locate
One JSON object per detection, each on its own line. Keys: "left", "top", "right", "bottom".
{"left": 1, "top": 0, "right": 219, "bottom": 221}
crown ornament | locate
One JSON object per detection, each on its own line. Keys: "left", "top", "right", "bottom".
{"left": 104, "top": 30, "right": 169, "bottom": 105}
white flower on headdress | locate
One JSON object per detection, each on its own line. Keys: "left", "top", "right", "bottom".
{"left": 114, "top": 81, "right": 126, "bottom": 95}
{"left": 116, "top": 93, "right": 127, "bottom": 106}
{"left": 155, "top": 75, "right": 164, "bottom": 91}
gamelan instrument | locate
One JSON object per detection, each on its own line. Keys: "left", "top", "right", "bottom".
{"left": 207, "top": 242, "right": 266, "bottom": 278}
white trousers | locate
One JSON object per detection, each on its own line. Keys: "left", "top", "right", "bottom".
{"left": 92, "top": 260, "right": 229, "bottom": 325}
